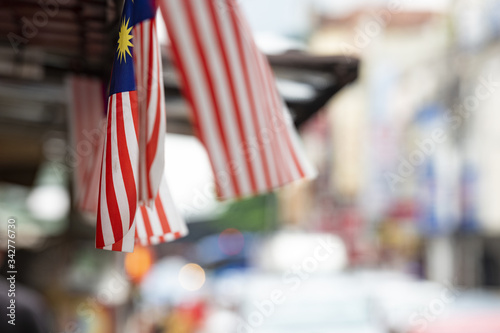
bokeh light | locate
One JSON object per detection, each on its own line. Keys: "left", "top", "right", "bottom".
{"left": 218, "top": 228, "right": 245, "bottom": 256}
{"left": 125, "top": 246, "right": 154, "bottom": 283}
{"left": 178, "top": 263, "right": 206, "bottom": 291}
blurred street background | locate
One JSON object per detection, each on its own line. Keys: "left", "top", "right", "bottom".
{"left": 2, "top": 0, "right": 500, "bottom": 332}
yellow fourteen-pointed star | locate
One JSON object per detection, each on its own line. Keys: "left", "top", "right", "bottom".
{"left": 117, "top": 18, "right": 133, "bottom": 63}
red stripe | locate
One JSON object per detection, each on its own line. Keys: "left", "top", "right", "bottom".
{"left": 95, "top": 97, "right": 112, "bottom": 248}
{"left": 206, "top": 0, "right": 257, "bottom": 194}
{"left": 228, "top": 7, "right": 272, "bottom": 190}
{"left": 145, "top": 21, "right": 156, "bottom": 199}
{"left": 104, "top": 95, "right": 123, "bottom": 246}
{"left": 161, "top": 8, "right": 223, "bottom": 197}
{"left": 115, "top": 92, "right": 138, "bottom": 230}
{"left": 155, "top": 194, "right": 172, "bottom": 234}
{"left": 130, "top": 91, "right": 140, "bottom": 141}
{"left": 183, "top": 0, "right": 241, "bottom": 197}
{"left": 140, "top": 205, "right": 154, "bottom": 239}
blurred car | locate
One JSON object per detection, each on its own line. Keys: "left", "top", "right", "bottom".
{"left": 237, "top": 273, "right": 386, "bottom": 333}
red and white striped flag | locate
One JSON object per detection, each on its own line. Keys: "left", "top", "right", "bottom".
{"left": 160, "top": 0, "right": 316, "bottom": 200}
{"left": 66, "top": 76, "right": 106, "bottom": 215}
{"left": 96, "top": 0, "right": 187, "bottom": 252}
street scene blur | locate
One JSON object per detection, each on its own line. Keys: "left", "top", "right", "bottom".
{"left": 2, "top": 0, "right": 500, "bottom": 332}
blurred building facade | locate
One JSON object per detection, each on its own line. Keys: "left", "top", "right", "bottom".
{"left": 278, "top": 0, "right": 500, "bottom": 289}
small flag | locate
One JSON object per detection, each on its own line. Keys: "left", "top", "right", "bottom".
{"left": 160, "top": 0, "right": 316, "bottom": 200}
{"left": 96, "top": 4, "right": 140, "bottom": 251}
{"left": 96, "top": 0, "right": 186, "bottom": 252}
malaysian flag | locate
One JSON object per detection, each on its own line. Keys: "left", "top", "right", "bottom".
{"left": 66, "top": 76, "right": 106, "bottom": 215}
{"left": 96, "top": 0, "right": 186, "bottom": 252}
{"left": 160, "top": 0, "right": 316, "bottom": 200}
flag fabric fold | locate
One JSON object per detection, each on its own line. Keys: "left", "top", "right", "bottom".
{"left": 96, "top": 0, "right": 187, "bottom": 252}
{"left": 134, "top": 9, "right": 167, "bottom": 206}
{"left": 159, "top": 0, "right": 317, "bottom": 201}
{"left": 135, "top": 175, "right": 189, "bottom": 246}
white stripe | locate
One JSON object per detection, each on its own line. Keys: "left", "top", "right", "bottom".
{"left": 147, "top": 20, "right": 159, "bottom": 140}
{"left": 135, "top": 209, "right": 148, "bottom": 240}
{"left": 163, "top": 0, "right": 233, "bottom": 198}
{"left": 122, "top": 92, "right": 139, "bottom": 184}
{"left": 149, "top": 236, "right": 161, "bottom": 245}
{"left": 121, "top": 220, "right": 136, "bottom": 252}
{"left": 194, "top": 0, "right": 251, "bottom": 195}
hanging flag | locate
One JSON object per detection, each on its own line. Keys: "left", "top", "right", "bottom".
{"left": 134, "top": 1, "right": 167, "bottom": 206}
{"left": 96, "top": 0, "right": 140, "bottom": 251}
{"left": 159, "top": 0, "right": 316, "bottom": 200}
{"left": 96, "top": 0, "right": 187, "bottom": 252}
{"left": 66, "top": 76, "right": 106, "bottom": 215}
